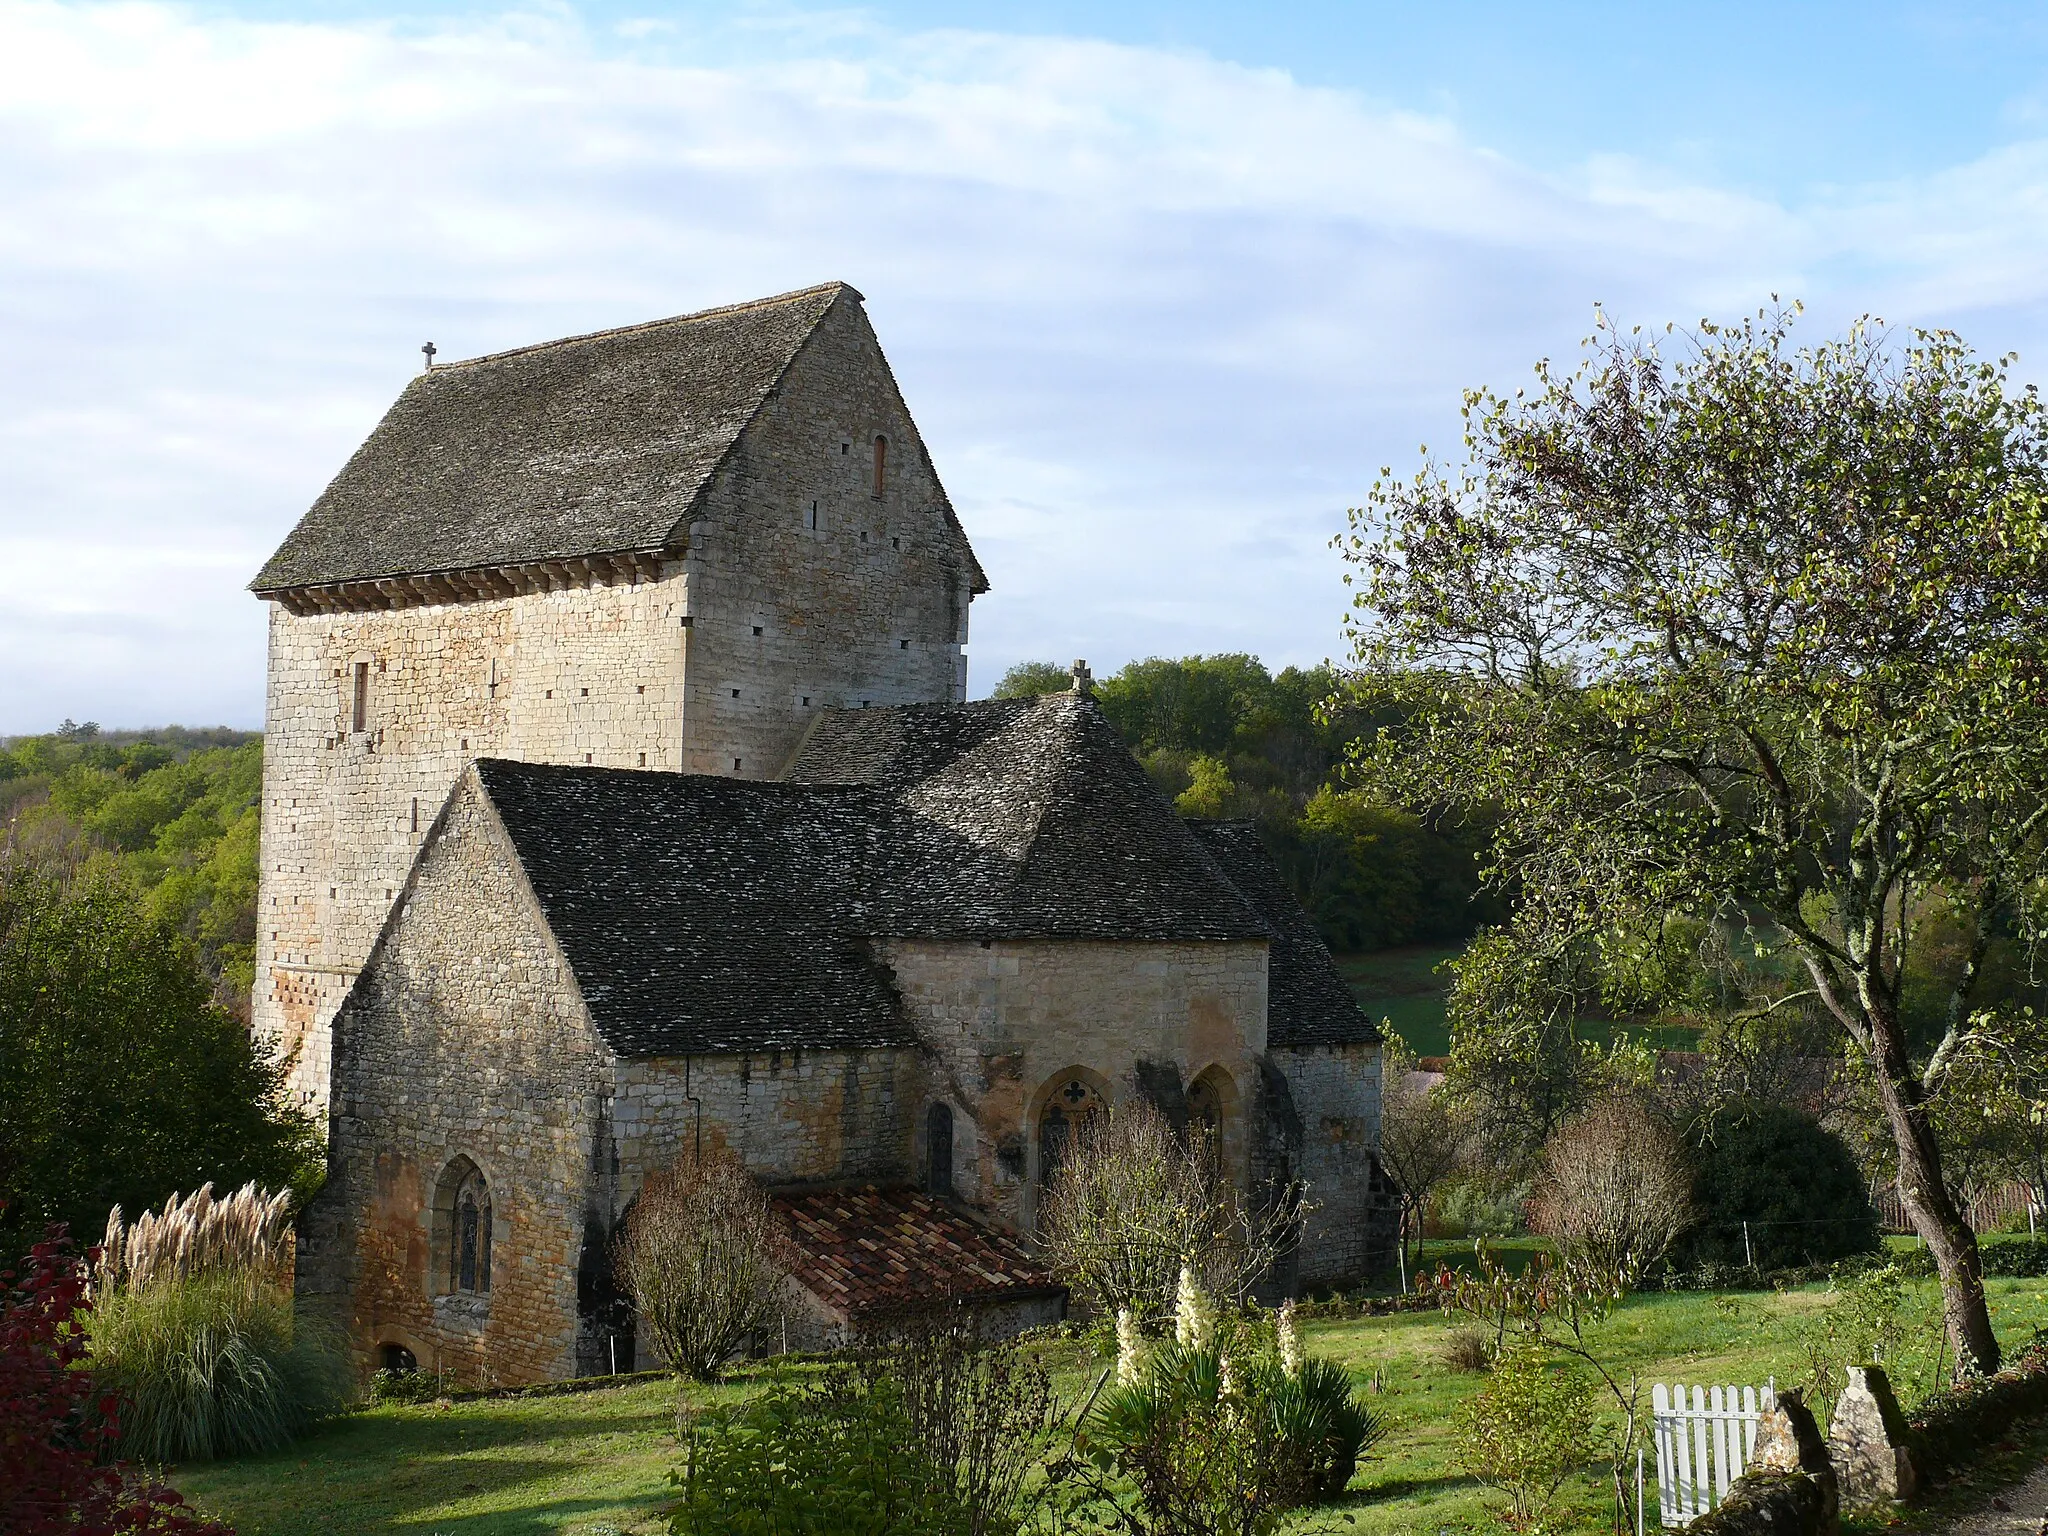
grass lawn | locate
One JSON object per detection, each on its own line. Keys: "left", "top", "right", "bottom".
{"left": 171, "top": 1275, "right": 2048, "bottom": 1536}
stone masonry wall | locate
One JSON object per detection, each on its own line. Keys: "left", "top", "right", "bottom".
{"left": 253, "top": 292, "right": 980, "bottom": 1119}
{"left": 882, "top": 938, "right": 1268, "bottom": 1233}
{"left": 1271, "top": 1043, "right": 1389, "bottom": 1287}
{"left": 610, "top": 1048, "right": 922, "bottom": 1194}
{"left": 675, "top": 293, "right": 978, "bottom": 778}
{"left": 253, "top": 572, "right": 690, "bottom": 1114}
{"left": 294, "top": 770, "right": 612, "bottom": 1387}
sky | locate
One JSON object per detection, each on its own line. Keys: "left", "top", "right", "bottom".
{"left": 6, "top": 1, "right": 2048, "bottom": 732}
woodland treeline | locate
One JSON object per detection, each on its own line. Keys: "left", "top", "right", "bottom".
{"left": 994, "top": 655, "right": 1503, "bottom": 953}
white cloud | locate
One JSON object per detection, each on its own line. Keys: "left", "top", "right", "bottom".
{"left": 2, "top": 0, "right": 2047, "bottom": 731}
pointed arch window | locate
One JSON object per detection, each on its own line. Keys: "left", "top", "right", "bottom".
{"left": 1037, "top": 1075, "right": 1105, "bottom": 1194}
{"left": 433, "top": 1155, "right": 494, "bottom": 1298}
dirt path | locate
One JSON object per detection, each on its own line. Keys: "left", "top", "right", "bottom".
{"left": 1944, "top": 1458, "right": 2048, "bottom": 1536}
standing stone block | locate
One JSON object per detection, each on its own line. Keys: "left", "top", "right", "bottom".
{"left": 1827, "top": 1365, "right": 1918, "bottom": 1511}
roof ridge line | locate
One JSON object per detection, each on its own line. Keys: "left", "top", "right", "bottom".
{"left": 434, "top": 280, "right": 860, "bottom": 374}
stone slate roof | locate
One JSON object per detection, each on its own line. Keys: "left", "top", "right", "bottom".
{"left": 253, "top": 283, "right": 854, "bottom": 592}
{"left": 1184, "top": 821, "right": 1382, "bottom": 1048}
{"left": 468, "top": 697, "right": 1357, "bottom": 1059}
{"left": 773, "top": 1187, "right": 1061, "bottom": 1319}
{"left": 785, "top": 693, "right": 1267, "bottom": 942}
{"left": 477, "top": 760, "right": 916, "bottom": 1057}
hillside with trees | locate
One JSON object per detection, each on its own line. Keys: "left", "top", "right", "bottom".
{"left": 0, "top": 722, "right": 262, "bottom": 1012}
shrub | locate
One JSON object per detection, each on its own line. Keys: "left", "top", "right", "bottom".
{"left": 1076, "top": 1280, "right": 1383, "bottom": 1534}
{"left": 1454, "top": 1343, "right": 1594, "bottom": 1533}
{"left": 852, "top": 1316, "right": 1059, "bottom": 1536}
{"left": 88, "top": 1182, "right": 346, "bottom": 1462}
{"left": 1039, "top": 1101, "right": 1299, "bottom": 1326}
{"left": 90, "top": 1266, "right": 349, "bottom": 1462}
{"left": 1673, "top": 1104, "right": 1879, "bottom": 1272}
{"left": 1439, "top": 1327, "right": 1493, "bottom": 1373}
{"left": 616, "top": 1149, "right": 784, "bottom": 1383}
{"left": 669, "top": 1370, "right": 984, "bottom": 1536}
{"left": 1, "top": 1225, "right": 232, "bottom": 1535}
{"left": 1528, "top": 1093, "right": 1694, "bottom": 1282}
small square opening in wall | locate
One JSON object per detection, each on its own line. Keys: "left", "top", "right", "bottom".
{"left": 841, "top": 442, "right": 849, "bottom": 454}
{"left": 734, "top": 758, "right": 743, "bottom": 771}
{"left": 801, "top": 696, "right": 811, "bottom": 707}
{"left": 900, "top": 639, "right": 910, "bottom": 650}
{"left": 752, "top": 625, "right": 762, "bottom": 636}
{"left": 637, "top": 685, "right": 644, "bottom": 694}
{"left": 585, "top": 753, "right": 592, "bottom": 764}
{"left": 638, "top": 753, "right": 646, "bottom": 766}
{"left": 545, "top": 689, "right": 553, "bottom": 699}
{"left": 580, "top": 687, "right": 588, "bottom": 697}
{"left": 730, "top": 688, "right": 740, "bottom": 698}
{"left": 892, "top": 536, "right": 900, "bottom": 550}
{"left": 461, "top": 738, "right": 468, "bottom": 750}
{"left": 860, "top": 531, "right": 868, "bottom": 543}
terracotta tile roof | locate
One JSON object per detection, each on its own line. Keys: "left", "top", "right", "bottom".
{"left": 772, "top": 1186, "right": 1062, "bottom": 1320}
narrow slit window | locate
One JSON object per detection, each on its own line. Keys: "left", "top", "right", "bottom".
{"left": 872, "top": 435, "right": 887, "bottom": 497}
{"left": 808, "top": 501, "right": 819, "bottom": 530}
{"left": 351, "top": 662, "right": 369, "bottom": 733}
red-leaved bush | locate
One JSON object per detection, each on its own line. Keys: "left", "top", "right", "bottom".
{"left": 0, "top": 1224, "right": 233, "bottom": 1535}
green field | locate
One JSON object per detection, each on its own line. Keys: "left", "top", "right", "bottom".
{"left": 1341, "top": 946, "right": 1459, "bottom": 1055}
{"left": 172, "top": 1274, "right": 2048, "bottom": 1536}
{"left": 1339, "top": 945, "right": 1705, "bottom": 1059}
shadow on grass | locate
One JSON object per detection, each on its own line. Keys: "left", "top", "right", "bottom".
{"left": 1344, "top": 1471, "right": 1481, "bottom": 1504}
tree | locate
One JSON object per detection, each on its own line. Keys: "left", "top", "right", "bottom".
{"left": 1344, "top": 306, "right": 2048, "bottom": 1373}
{"left": 1374, "top": 1036, "right": 1471, "bottom": 1282}
{"left": 992, "top": 661, "right": 1074, "bottom": 699}
{"left": 1528, "top": 1094, "right": 1695, "bottom": 1281}
{"left": 0, "top": 862, "right": 319, "bottom": 1261}
{"left": 616, "top": 1149, "right": 784, "bottom": 1382}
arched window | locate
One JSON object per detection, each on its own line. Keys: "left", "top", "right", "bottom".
{"left": 432, "top": 1155, "right": 494, "bottom": 1298}
{"left": 925, "top": 1102, "right": 955, "bottom": 1199}
{"left": 1037, "top": 1075, "right": 1105, "bottom": 1194}
{"left": 872, "top": 435, "right": 887, "bottom": 498}
{"left": 1185, "top": 1067, "right": 1240, "bottom": 1185}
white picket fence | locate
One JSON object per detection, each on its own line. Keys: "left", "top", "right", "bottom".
{"left": 1651, "top": 1381, "right": 1775, "bottom": 1528}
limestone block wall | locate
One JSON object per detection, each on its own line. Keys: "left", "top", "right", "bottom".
{"left": 1271, "top": 1042, "right": 1390, "bottom": 1288}
{"left": 883, "top": 938, "right": 1269, "bottom": 1233}
{"left": 253, "top": 572, "right": 691, "bottom": 1113}
{"left": 294, "top": 773, "right": 612, "bottom": 1387}
{"left": 676, "top": 294, "right": 978, "bottom": 778}
{"left": 609, "top": 1048, "right": 922, "bottom": 1195}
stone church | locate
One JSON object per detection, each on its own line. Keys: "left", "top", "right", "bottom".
{"left": 248, "top": 281, "right": 1388, "bottom": 1384}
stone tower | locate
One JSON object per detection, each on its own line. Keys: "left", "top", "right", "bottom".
{"left": 248, "top": 283, "right": 986, "bottom": 1115}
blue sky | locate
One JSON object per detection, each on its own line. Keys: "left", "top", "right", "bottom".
{"left": 4, "top": 0, "right": 2048, "bottom": 730}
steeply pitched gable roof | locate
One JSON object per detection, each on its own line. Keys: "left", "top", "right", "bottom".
{"left": 1185, "top": 820, "right": 1381, "bottom": 1048}
{"left": 477, "top": 760, "right": 915, "bottom": 1058}
{"left": 253, "top": 283, "right": 852, "bottom": 593}
{"left": 787, "top": 693, "right": 1268, "bottom": 942}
